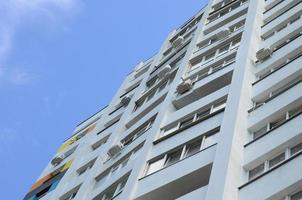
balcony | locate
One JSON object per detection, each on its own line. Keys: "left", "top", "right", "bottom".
{"left": 91, "top": 167, "right": 133, "bottom": 199}
{"left": 204, "top": 2, "right": 248, "bottom": 35}
{"left": 244, "top": 114, "right": 302, "bottom": 167}
{"left": 172, "top": 69, "right": 232, "bottom": 109}
{"left": 252, "top": 76, "right": 302, "bottom": 114}
{"left": 263, "top": 0, "right": 302, "bottom": 26}
{"left": 193, "top": 30, "right": 242, "bottom": 61}
{"left": 190, "top": 42, "right": 238, "bottom": 71}
{"left": 255, "top": 35, "right": 302, "bottom": 75}
{"left": 133, "top": 145, "right": 216, "bottom": 200}
{"left": 260, "top": 17, "right": 302, "bottom": 50}
{"left": 126, "top": 92, "right": 167, "bottom": 129}
{"left": 248, "top": 82, "right": 302, "bottom": 129}
{"left": 239, "top": 153, "right": 302, "bottom": 200}
{"left": 152, "top": 116, "right": 221, "bottom": 153}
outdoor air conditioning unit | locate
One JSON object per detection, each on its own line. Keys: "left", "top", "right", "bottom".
{"left": 107, "top": 142, "right": 124, "bottom": 158}
{"left": 51, "top": 155, "right": 65, "bottom": 166}
{"left": 177, "top": 78, "right": 193, "bottom": 94}
{"left": 121, "top": 95, "right": 132, "bottom": 107}
{"left": 172, "top": 36, "right": 184, "bottom": 49}
{"left": 216, "top": 28, "right": 230, "bottom": 40}
{"left": 157, "top": 65, "right": 172, "bottom": 79}
{"left": 256, "top": 48, "right": 272, "bottom": 61}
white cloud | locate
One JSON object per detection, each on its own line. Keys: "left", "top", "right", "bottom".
{"left": 8, "top": 68, "right": 32, "bottom": 85}
{"left": 0, "top": 0, "right": 82, "bottom": 84}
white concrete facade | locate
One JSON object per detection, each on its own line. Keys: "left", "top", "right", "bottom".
{"left": 24, "top": 0, "right": 302, "bottom": 200}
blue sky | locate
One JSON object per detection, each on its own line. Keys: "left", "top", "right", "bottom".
{"left": 0, "top": 0, "right": 207, "bottom": 199}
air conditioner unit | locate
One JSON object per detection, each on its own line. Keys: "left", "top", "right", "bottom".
{"left": 216, "top": 28, "right": 230, "bottom": 40}
{"left": 157, "top": 65, "right": 172, "bottom": 79}
{"left": 121, "top": 95, "right": 131, "bottom": 107}
{"left": 51, "top": 155, "right": 65, "bottom": 166}
{"left": 172, "top": 36, "right": 184, "bottom": 48}
{"left": 107, "top": 143, "right": 124, "bottom": 158}
{"left": 256, "top": 48, "right": 272, "bottom": 61}
{"left": 177, "top": 79, "right": 193, "bottom": 94}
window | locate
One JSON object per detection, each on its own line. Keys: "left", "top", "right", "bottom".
{"left": 203, "top": 132, "right": 219, "bottom": 149}
{"left": 179, "top": 117, "right": 194, "bottom": 128}
{"left": 146, "top": 90, "right": 156, "bottom": 102}
{"left": 218, "top": 44, "right": 229, "bottom": 55}
{"left": 111, "top": 165, "right": 119, "bottom": 176}
{"left": 134, "top": 100, "right": 144, "bottom": 111}
{"left": 122, "top": 117, "right": 154, "bottom": 146}
{"left": 164, "top": 149, "right": 182, "bottom": 167}
{"left": 146, "top": 157, "right": 165, "bottom": 175}
{"left": 269, "top": 115, "right": 286, "bottom": 129}
{"left": 268, "top": 153, "right": 285, "bottom": 168}
{"left": 161, "top": 98, "right": 227, "bottom": 137}
{"left": 61, "top": 188, "right": 79, "bottom": 200}
{"left": 115, "top": 179, "right": 127, "bottom": 195}
{"left": 231, "top": 38, "right": 241, "bottom": 49}
{"left": 120, "top": 157, "right": 129, "bottom": 168}
{"left": 205, "top": 52, "right": 215, "bottom": 61}
{"left": 158, "top": 80, "right": 169, "bottom": 92}
{"left": 289, "top": 105, "right": 302, "bottom": 117}
{"left": 92, "top": 135, "right": 109, "bottom": 150}
{"left": 102, "top": 188, "right": 115, "bottom": 200}
{"left": 95, "top": 176, "right": 130, "bottom": 200}
{"left": 95, "top": 172, "right": 109, "bottom": 188}
{"left": 77, "top": 158, "right": 96, "bottom": 175}
{"left": 247, "top": 141, "right": 302, "bottom": 183}
{"left": 253, "top": 126, "right": 267, "bottom": 139}
{"left": 147, "top": 129, "right": 219, "bottom": 175}
{"left": 163, "top": 123, "right": 179, "bottom": 136}
{"left": 249, "top": 163, "right": 265, "bottom": 180}
{"left": 291, "top": 190, "right": 302, "bottom": 200}
{"left": 291, "top": 143, "right": 302, "bottom": 156}
{"left": 185, "top": 139, "right": 202, "bottom": 157}
{"left": 197, "top": 108, "right": 211, "bottom": 120}
{"left": 212, "top": 98, "right": 227, "bottom": 112}
{"left": 230, "top": 20, "right": 245, "bottom": 32}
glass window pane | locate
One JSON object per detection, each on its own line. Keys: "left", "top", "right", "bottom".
{"left": 185, "top": 139, "right": 202, "bottom": 157}
{"left": 291, "top": 142, "right": 302, "bottom": 156}
{"left": 103, "top": 188, "right": 115, "bottom": 200}
{"left": 179, "top": 117, "right": 194, "bottom": 128}
{"left": 212, "top": 98, "right": 227, "bottom": 112}
{"left": 205, "top": 52, "right": 215, "bottom": 61}
{"left": 249, "top": 163, "right": 265, "bottom": 180}
{"left": 291, "top": 190, "right": 302, "bottom": 200}
{"left": 268, "top": 152, "right": 285, "bottom": 168}
{"left": 165, "top": 149, "right": 182, "bottom": 167}
{"left": 197, "top": 108, "right": 211, "bottom": 120}
{"left": 289, "top": 105, "right": 302, "bottom": 117}
{"left": 269, "top": 115, "right": 286, "bottom": 129}
{"left": 115, "top": 179, "right": 127, "bottom": 194}
{"left": 158, "top": 81, "right": 168, "bottom": 92}
{"left": 147, "top": 157, "right": 165, "bottom": 175}
{"left": 163, "top": 124, "right": 179, "bottom": 136}
{"left": 218, "top": 44, "right": 230, "bottom": 54}
{"left": 111, "top": 165, "right": 119, "bottom": 175}
{"left": 231, "top": 38, "right": 241, "bottom": 48}
{"left": 203, "top": 132, "right": 219, "bottom": 149}
{"left": 253, "top": 126, "right": 267, "bottom": 140}
{"left": 121, "top": 158, "right": 129, "bottom": 168}
{"left": 96, "top": 173, "right": 109, "bottom": 188}
{"left": 146, "top": 90, "right": 156, "bottom": 102}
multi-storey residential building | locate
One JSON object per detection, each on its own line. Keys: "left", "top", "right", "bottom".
{"left": 23, "top": 0, "right": 302, "bottom": 199}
